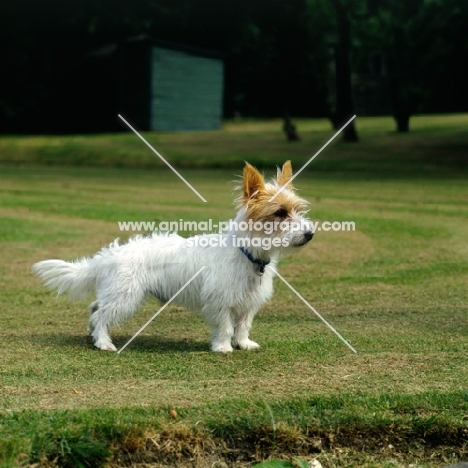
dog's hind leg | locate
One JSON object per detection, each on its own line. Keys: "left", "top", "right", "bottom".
{"left": 87, "top": 300, "right": 99, "bottom": 334}
{"left": 88, "top": 289, "right": 146, "bottom": 351}
{"left": 87, "top": 300, "right": 117, "bottom": 351}
{"left": 88, "top": 306, "right": 118, "bottom": 351}
{"left": 233, "top": 308, "right": 260, "bottom": 350}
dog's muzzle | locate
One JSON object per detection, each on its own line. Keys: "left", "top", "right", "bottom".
{"left": 304, "top": 230, "right": 314, "bottom": 242}
{"left": 293, "top": 230, "right": 314, "bottom": 247}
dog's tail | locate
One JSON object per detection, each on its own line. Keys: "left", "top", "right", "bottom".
{"left": 32, "top": 258, "right": 95, "bottom": 299}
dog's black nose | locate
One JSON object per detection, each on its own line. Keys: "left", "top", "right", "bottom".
{"left": 304, "top": 231, "right": 314, "bottom": 241}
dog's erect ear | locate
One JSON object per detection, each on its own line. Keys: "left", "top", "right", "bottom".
{"left": 277, "top": 160, "right": 293, "bottom": 188}
{"left": 243, "top": 163, "right": 265, "bottom": 201}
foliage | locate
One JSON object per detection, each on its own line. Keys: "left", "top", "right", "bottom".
{"left": 1, "top": 0, "right": 468, "bottom": 132}
{"left": 352, "top": 0, "right": 468, "bottom": 129}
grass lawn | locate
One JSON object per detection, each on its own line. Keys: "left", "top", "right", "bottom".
{"left": 0, "top": 113, "right": 467, "bottom": 174}
{"left": 0, "top": 115, "right": 468, "bottom": 467}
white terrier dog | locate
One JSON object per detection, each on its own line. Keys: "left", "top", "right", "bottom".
{"left": 33, "top": 161, "right": 314, "bottom": 353}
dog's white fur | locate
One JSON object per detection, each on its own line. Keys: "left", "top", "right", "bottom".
{"left": 33, "top": 161, "right": 313, "bottom": 352}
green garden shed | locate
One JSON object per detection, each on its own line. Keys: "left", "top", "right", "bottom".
{"left": 88, "top": 35, "right": 225, "bottom": 132}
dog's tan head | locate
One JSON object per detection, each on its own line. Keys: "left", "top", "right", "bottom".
{"left": 237, "top": 161, "right": 314, "bottom": 248}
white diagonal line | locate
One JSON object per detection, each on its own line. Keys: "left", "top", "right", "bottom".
{"left": 269, "top": 114, "right": 356, "bottom": 202}
{"left": 118, "top": 114, "right": 207, "bottom": 203}
{"left": 117, "top": 266, "right": 206, "bottom": 354}
{"left": 271, "top": 267, "right": 357, "bottom": 353}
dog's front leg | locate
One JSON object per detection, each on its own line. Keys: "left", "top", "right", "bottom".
{"left": 233, "top": 308, "right": 260, "bottom": 350}
{"left": 204, "top": 307, "right": 234, "bottom": 353}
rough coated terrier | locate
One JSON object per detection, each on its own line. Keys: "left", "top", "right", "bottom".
{"left": 33, "top": 161, "right": 314, "bottom": 352}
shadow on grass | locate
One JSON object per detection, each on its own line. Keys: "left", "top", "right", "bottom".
{"left": 115, "top": 335, "right": 209, "bottom": 354}
{"left": 31, "top": 332, "right": 209, "bottom": 353}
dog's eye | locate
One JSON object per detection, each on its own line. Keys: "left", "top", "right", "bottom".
{"left": 274, "top": 208, "right": 288, "bottom": 218}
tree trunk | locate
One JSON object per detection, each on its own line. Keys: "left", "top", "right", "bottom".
{"left": 331, "top": 0, "right": 358, "bottom": 142}
{"left": 390, "top": 78, "right": 412, "bottom": 133}
{"left": 395, "top": 113, "right": 410, "bottom": 132}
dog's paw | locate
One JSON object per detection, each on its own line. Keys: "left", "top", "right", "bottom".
{"left": 94, "top": 340, "right": 117, "bottom": 352}
{"left": 211, "top": 342, "right": 234, "bottom": 353}
{"left": 235, "top": 339, "right": 260, "bottom": 351}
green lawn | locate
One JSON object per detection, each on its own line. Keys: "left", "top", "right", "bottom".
{"left": 1, "top": 113, "right": 467, "bottom": 175}
{"left": 0, "top": 115, "right": 468, "bottom": 467}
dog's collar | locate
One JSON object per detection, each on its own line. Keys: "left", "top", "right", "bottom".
{"left": 239, "top": 247, "right": 270, "bottom": 276}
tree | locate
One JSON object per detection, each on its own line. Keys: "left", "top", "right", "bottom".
{"left": 307, "top": 0, "right": 360, "bottom": 140}
{"left": 356, "top": 0, "right": 467, "bottom": 132}
{"left": 329, "top": 0, "right": 359, "bottom": 141}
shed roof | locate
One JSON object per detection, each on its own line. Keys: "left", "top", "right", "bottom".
{"left": 87, "top": 34, "right": 225, "bottom": 60}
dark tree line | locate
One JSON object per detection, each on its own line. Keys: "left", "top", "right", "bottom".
{"left": 1, "top": 0, "right": 467, "bottom": 134}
